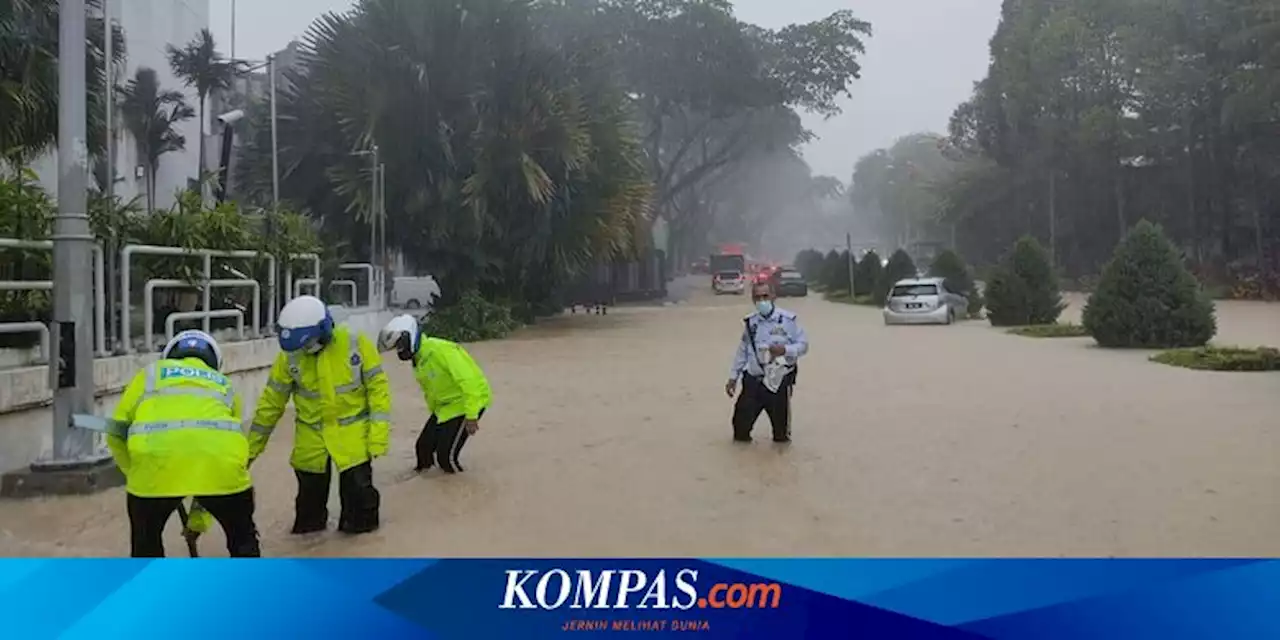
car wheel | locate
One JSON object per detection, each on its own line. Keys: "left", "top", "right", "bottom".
{"left": 406, "top": 299, "right": 421, "bottom": 309}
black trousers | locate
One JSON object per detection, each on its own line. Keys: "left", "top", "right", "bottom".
{"left": 292, "top": 459, "right": 380, "bottom": 535}
{"left": 732, "top": 373, "right": 794, "bottom": 442}
{"left": 416, "top": 409, "right": 484, "bottom": 473}
{"left": 127, "top": 489, "right": 261, "bottom": 557}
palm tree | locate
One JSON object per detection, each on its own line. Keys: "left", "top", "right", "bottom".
{"left": 234, "top": 0, "right": 652, "bottom": 308}
{"left": 118, "top": 67, "right": 194, "bottom": 213}
{"left": 166, "top": 28, "right": 243, "bottom": 190}
{"left": 0, "top": 0, "right": 126, "bottom": 167}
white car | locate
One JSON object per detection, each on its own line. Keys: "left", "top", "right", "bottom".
{"left": 391, "top": 276, "right": 440, "bottom": 310}
{"left": 882, "top": 277, "right": 968, "bottom": 325}
{"left": 712, "top": 270, "right": 746, "bottom": 295}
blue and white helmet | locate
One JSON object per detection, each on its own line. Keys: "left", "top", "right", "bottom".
{"left": 378, "top": 314, "right": 421, "bottom": 361}
{"left": 162, "top": 330, "right": 224, "bottom": 371}
{"left": 277, "top": 295, "right": 334, "bottom": 353}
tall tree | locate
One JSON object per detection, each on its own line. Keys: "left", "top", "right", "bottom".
{"left": 167, "top": 28, "right": 243, "bottom": 189}
{"left": 0, "top": 0, "right": 126, "bottom": 171}
{"left": 234, "top": 0, "right": 652, "bottom": 307}
{"left": 119, "top": 67, "right": 194, "bottom": 213}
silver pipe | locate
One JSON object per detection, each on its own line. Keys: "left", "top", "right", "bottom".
{"left": 166, "top": 309, "right": 243, "bottom": 343}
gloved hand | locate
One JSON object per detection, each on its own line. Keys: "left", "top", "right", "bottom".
{"left": 185, "top": 501, "right": 213, "bottom": 537}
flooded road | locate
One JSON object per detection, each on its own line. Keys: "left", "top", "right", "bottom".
{"left": 2, "top": 282, "right": 1278, "bottom": 557}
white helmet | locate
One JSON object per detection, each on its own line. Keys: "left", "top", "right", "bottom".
{"left": 277, "top": 295, "right": 334, "bottom": 353}
{"left": 162, "top": 330, "right": 224, "bottom": 371}
{"left": 378, "top": 314, "right": 422, "bottom": 361}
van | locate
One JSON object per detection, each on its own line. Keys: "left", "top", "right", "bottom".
{"left": 391, "top": 276, "right": 441, "bottom": 310}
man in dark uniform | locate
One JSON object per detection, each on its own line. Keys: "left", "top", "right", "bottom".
{"left": 725, "top": 281, "right": 809, "bottom": 443}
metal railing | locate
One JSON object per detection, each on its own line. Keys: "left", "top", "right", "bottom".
{"left": 143, "top": 279, "right": 261, "bottom": 352}
{"left": 166, "top": 309, "right": 244, "bottom": 343}
{"left": 0, "top": 322, "right": 50, "bottom": 364}
{"left": 329, "top": 280, "right": 358, "bottom": 306}
{"left": 120, "top": 245, "right": 276, "bottom": 354}
{"left": 284, "top": 254, "right": 321, "bottom": 306}
{"left": 338, "top": 263, "right": 384, "bottom": 309}
{"left": 0, "top": 238, "right": 108, "bottom": 358}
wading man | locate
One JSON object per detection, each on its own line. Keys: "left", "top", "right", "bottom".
{"left": 725, "top": 281, "right": 809, "bottom": 443}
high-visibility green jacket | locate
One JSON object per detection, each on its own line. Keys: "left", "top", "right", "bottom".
{"left": 249, "top": 325, "right": 391, "bottom": 474}
{"left": 414, "top": 337, "right": 491, "bottom": 422}
{"left": 108, "top": 358, "right": 251, "bottom": 498}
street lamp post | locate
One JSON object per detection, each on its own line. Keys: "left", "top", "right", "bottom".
{"left": 269, "top": 54, "right": 279, "bottom": 213}
{"left": 50, "top": 0, "right": 99, "bottom": 461}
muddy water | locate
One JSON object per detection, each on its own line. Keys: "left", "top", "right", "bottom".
{"left": 1, "top": 286, "right": 1278, "bottom": 557}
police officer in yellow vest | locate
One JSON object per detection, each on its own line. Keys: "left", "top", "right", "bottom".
{"left": 249, "top": 296, "right": 391, "bottom": 535}
{"left": 378, "top": 315, "right": 491, "bottom": 473}
{"left": 108, "top": 330, "right": 260, "bottom": 557}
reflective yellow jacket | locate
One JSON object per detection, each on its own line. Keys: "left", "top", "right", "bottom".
{"left": 108, "top": 358, "right": 251, "bottom": 498}
{"left": 414, "top": 337, "right": 492, "bottom": 423}
{"left": 249, "top": 325, "right": 391, "bottom": 474}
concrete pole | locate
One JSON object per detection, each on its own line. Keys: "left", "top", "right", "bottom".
{"left": 230, "top": 0, "right": 237, "bottom": 61}
{"left": 379, "top": 163, "right": 387, "bottom": 306}
{"left": 845, "top": 233, "right": 855, "bottom": 295}
{"left": 370, "top": 146, "right": 378, "bottom": 266}
{"left": 268, "top": 53, "right": 280, "bottom": 311}
{"left": 51, "top": 0, "right": 99, "bottom": 462}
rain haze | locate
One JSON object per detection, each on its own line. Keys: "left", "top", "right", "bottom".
{"left": 209, "top": 0, "right": 1001, "bottom": 179}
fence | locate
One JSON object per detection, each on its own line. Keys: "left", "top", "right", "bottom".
{"left": 0, "top": 240, "right": 387, "bottom": 363}
{"left": 0, "top": 238, "right": 108, "bottom": 358}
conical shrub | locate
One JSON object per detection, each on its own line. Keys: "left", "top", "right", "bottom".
{"left": 928, "top": 249, "right": 982, "bottom": 316}
{"left": 985, "top": 236, "right": 1064, "bottom": 326}
{"left": 1082, "top": 220, "right": 1216, "bottom": 348}
{"left": 875, "top": 249, "right": 917, "bottom": 305}
{"left": 854, "top": 250, "right": 882, "bottom": 297}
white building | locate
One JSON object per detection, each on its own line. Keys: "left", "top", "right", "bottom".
{"left": 34, "top": 0, "right": 211, "bottom": 210}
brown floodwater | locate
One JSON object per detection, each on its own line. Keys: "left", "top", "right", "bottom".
{"left": 1, "top": 284, "right": 1277, "bottom": 557}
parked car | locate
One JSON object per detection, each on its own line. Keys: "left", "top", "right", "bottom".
{"left": 713, "top": 270, "right": 747, "bottom": 295}
{"left": 771, "top": 268, "right": 808, "bottom": 297}
{"left": 882, "top": 277, "right": 968, "bottom": 325}
{"left": 391, "top": 276, "right": 441, "bottom": 310}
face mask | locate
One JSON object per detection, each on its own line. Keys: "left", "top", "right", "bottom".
{"left": 755, "top": 300, "right": 774, "bottom": 316}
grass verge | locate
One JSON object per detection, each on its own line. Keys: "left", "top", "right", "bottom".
{"left": 1150, "top": 346, "right": 1280, "bottom": 372}
{"left": 1006, "top": 323, "right": 1090, "bottom": 338}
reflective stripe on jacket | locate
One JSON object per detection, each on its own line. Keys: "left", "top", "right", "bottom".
{"left": 414, "top": 337, "right": 492, "bottom": 423}
{"left": 108, "top": 358, "right": 251, "bottom": 498}
{"left": 248, "top": 324, "right": 391, "bottom": 474}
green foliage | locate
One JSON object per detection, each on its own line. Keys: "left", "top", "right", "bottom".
{"left": 118, "top": 67, "right": 195, "bottom": 213}
{"left": 1150, "top": 346, "right": 1280, "bottom": 372}
{"left": 420, "top": 290, "right": 520, "bottom": 343}
{"left": 1, "top": 0, "right": 126, "bottom": 169}
{"left": 935, "top": 0, "right": 1280, "bottom": 277}
{"left": 818, "top": 250, "right": 848, "bottom": 291}
{"left": 850, "top": 134, "right": 957, "bottom": 248}
{"left": 875, "top": 249, "right": 917, "bottom": 305}
{"left": 793, "top": 249, "right": 825, "bottom": 281}
{"left": 854, "top": 250, "right": 882, "bottom": 297}
{"left": 928, "top": 249, "right": 983, "bottom": 317}
{"left": 1082, "top": 220, "right": 1216, "bottom": 348}
{"left": 0, "top": 166, "right": 55, "bottom": 346}
{"left": 985, "top": 236, "right": 1064, "bottom": 327}
{"left": 1006, "top": 323, "right": 1089, "bottom": 338}
{"left": 166, "top": 29, "right": 246, "bottom": 184}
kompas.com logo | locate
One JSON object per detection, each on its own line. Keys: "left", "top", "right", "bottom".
{"left": 498, "top": 568, "right": 782, "bottom": 610}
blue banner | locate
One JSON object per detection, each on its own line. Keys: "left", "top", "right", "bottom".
{"left": 2, "top": 558, "right": 1278, "bottom": 639}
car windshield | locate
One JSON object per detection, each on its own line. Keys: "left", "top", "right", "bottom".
{"left": 890, "top": 283, "right": 938, "bottom": 297}
{"left": 779, "top": 271, "right": 803, "bottom": 281}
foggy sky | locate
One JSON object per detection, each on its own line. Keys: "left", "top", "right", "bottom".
{"left": 209, "top": 0, "right": 1000, "bottom": 181}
